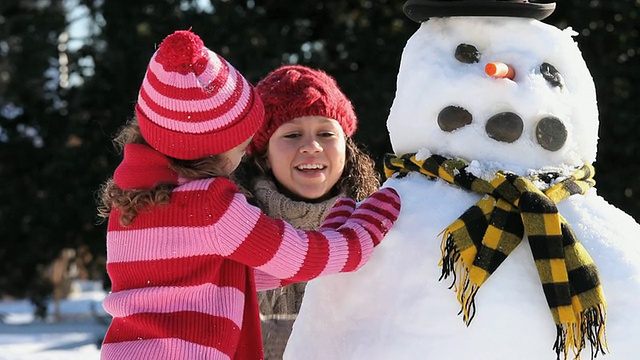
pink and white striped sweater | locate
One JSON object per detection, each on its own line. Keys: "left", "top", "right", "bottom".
{"left": 101, "top": 177, "right": 400, "bottom": 360}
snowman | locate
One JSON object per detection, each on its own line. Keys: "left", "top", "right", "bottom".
{"left": 284, "top": 0, "right": 640, "bottom": 359}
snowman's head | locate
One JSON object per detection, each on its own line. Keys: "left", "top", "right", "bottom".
{"left": 387, "top": 17, "right": 598, "bottom": 173}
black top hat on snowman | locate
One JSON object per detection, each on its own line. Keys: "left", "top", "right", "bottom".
{"left": 404, "top": 0, "right": 556, "bottom": 22}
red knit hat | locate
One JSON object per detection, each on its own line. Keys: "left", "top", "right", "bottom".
{"left": 249, "top": 65, "right": 357, "bottom": 154}
{"left": 136, "top": 30, "right": 264, "bottom": 160}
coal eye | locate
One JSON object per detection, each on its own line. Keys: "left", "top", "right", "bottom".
{"left": 536, "top": 116, "right": 567, "bottom": 151}
{"left": 438, "top": 106, "right": 473, "bottom": 132}
{"left": 486, "top": 112, "right": 523, "bottom": 143}
{"left": 455, "top": 44, "right": 480, "bottom": 64}
{"left": 540, "top": 62, "right": 564, "bottom": 88}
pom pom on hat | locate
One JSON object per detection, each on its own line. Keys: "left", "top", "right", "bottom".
{"left": 249, "top": 65, "right": 357, "bottom": 154}
{"left": 136, "top": 30, "right": 264, "bottom": 160}
{"left": 154, "top": 30, "right": 209, "bottom": 75}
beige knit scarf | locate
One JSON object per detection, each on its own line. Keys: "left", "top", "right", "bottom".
{"left": 252, "top": 176, "right": 341, "bottom": 231}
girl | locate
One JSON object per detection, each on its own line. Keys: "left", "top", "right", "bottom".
{"left": 233, "top": 65, "right": 381, "bottom": 358}
{"left": 97, "top": 30, "right": 400, "bottom": 360}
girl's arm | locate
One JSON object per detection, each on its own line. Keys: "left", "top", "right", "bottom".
{"left": 253, "top": 270, "right": 294, "bottom": 291}
{"left": 253, "top": 197, "right": 357, "bottom": 290}
{"left": 208, "top": 178, "right": 400, "bottom": 283}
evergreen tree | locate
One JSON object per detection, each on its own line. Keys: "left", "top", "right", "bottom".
{"left": 1, "top": 0, "right": 638, "bottom": 301}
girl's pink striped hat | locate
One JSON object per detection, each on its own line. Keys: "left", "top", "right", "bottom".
{"left": 136, "top": 30, "right": 264, "bottom": 160}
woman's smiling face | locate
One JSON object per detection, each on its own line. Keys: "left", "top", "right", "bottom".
{"left": 266, "top": 116, "right": 346, "bottom": 201}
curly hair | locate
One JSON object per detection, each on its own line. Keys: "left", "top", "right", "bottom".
{"left": 340, "top": 138, "right": 381, "bottom": 201}
{"left": 234, "top": 137, "right": 380, "bottom": 202}
{"left": 97, "top": 118, "right": 229, "bottom": 226}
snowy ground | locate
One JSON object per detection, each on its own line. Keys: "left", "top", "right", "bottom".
{"left": 0, "top": 281, "right": 108, "bottom": 360}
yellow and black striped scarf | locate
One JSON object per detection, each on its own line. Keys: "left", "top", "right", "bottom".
{"left": 384, "top": 153, "right": 607, "bottom": 360}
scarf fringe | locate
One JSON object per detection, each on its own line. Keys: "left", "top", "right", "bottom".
{"left": 443, "top": 231, "right": 608, "bottom": 360}
{"left": 440, "top": 231, "right": 479, "bottom": 325}
{"left": 439, "top": 231, "right": 459, "bottom": 285}
{"left": 583, "top": 304, "right": 608, "bottom": 358}
{"left": 553, "top": 305, "right": 608, "bottom": 360}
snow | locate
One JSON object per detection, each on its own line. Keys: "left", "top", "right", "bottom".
{"left": 0, "top": 281, "right": 108, "bottom": 360}
{"left": 285, "top": 15, "right": 640, "bottom": 360}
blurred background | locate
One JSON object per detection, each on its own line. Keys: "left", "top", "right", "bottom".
{"left": 1, "top": 0, "right": 638, "bottom": 315}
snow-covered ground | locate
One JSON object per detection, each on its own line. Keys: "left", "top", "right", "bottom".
{"left": 0, "top": 280, "right": 108, "bottom": 360}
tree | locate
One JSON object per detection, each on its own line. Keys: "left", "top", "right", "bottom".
{"left": 0, "top": 0, "right": 70, "bottom": 298}
{"left": 1, "top": 0, "right": 638, "bottom": 302}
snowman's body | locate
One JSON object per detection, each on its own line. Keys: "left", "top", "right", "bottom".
{"left": 284, "top": 17, "right": 640, "bottom": 360}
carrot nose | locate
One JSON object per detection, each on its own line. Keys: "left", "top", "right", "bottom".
{"left": 485, "top": 62, "right": 515, "bottom": 80}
